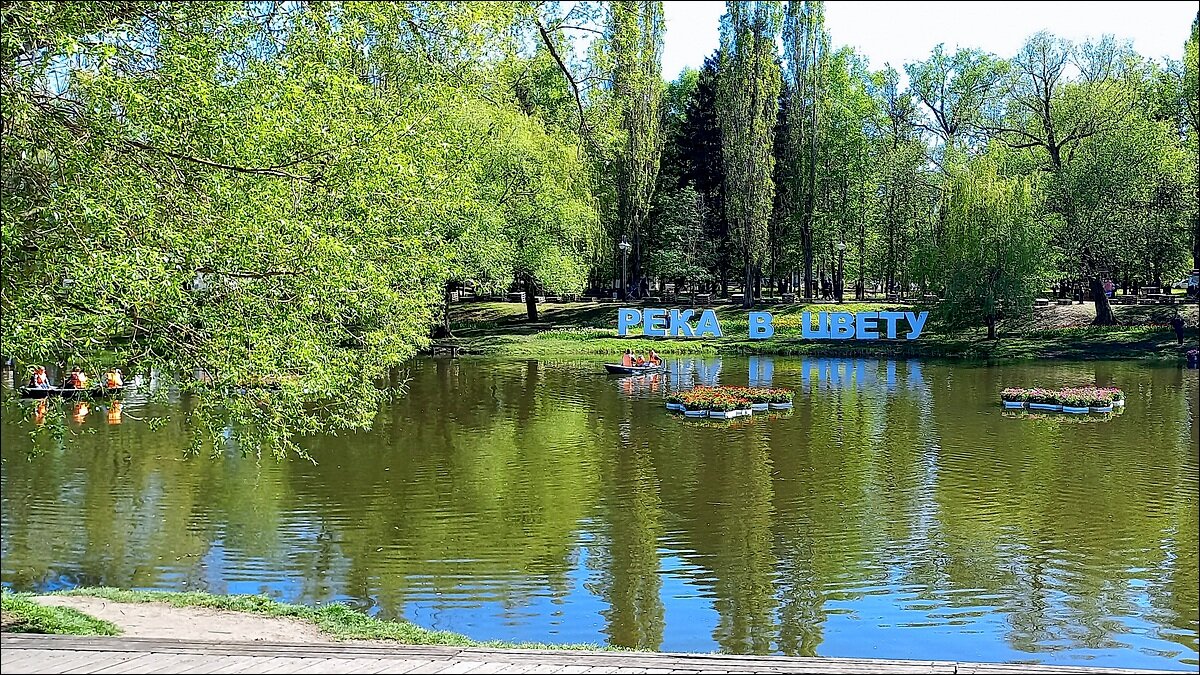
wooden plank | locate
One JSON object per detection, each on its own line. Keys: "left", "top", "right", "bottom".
{"left": 368, "top": 660, "right": 439, "bottom": 674}
{"left": 402, "top": 660, "right": 477, "bottom": 674}
{"left": 426, "top": 661, "right": 492, "bottom": 674}
{"left": 2, "top": 649, "right": 93, "bottom": 673}
{"left": 173, "top": 655, "right": 263, "bottom": 674}
{"left": 110, "top": 652, "right": 210, "bottom": 674}
{"left": 249, "top": 657, "right": 327, "bottom": 674}
{"left": 19, "top": 649, "right": 114, "bottom": 673}
{"left": 483, "top": 663, "right": 545, "bottom": 674}
{"left": 140, "top": 654, "right": 232, "bottom": 674}
{"left": 60, "top": 652, "right": 161, "bottom": 674}
{"left": 0, "top": 636, "right": 1183, "bottom": 675}
{"left": 0, "top": 648, "right": 71, "bottom": 671}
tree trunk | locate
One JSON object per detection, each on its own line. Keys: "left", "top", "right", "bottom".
{"left": 803, "top": 238, "right": 814, "bottom": 300}
{"left": 743, "top": 265, "right": 754, "bottom": 308}
{"left": 986, "top": 314, "right": 996, "bottom": 340}
{"left": 523, "top": 274, "right": 539, "bottom": 322}
{"left": 433, "top": 281, "right": 455, "bottom": 338}
{"left": 1089, "top": 275, "right": 1116, "bottom": 325}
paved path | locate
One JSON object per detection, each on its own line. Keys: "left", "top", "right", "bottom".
{"left": 0, "top": 635, "right": 1182, "bottom": 674}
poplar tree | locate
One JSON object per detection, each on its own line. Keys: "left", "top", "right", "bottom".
{"left": 717, "top": 1, "right": 783, "bottom": 307}
{"left": 780, "top": 0, "right": 827, "bottom": 300}
{"left": 610, "top": 0, "right": 665, "bottom": 295}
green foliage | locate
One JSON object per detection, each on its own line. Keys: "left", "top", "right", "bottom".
{"left": 1, "top": 591, "right": 121, "bottom": 635}
{"left": 610, "top": 1, "right": 665, "bottom": 275}
{"left": 717, "top": 1, "right": 782, "bottom": 304}
{"left": 0, "top": 1, "right": 600, "bottom": 454}
{"left": 925, "top": 160, "right": 1051, "bottom": 337}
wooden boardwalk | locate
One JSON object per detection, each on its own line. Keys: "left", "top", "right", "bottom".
{"left": 0, "top": 635, "right": 1182, "bottom": 674}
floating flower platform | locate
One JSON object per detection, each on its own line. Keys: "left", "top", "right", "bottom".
{"left": 1000, "top": 387, "right": 1125, "bottom": 415}
{"left": 665, "top": 386, "right": 795, "bottom": 420}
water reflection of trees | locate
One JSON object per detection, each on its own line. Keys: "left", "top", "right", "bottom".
{"left": 1, "top": 358, "right": 1196, "bottom": 662}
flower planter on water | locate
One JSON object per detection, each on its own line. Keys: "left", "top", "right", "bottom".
{"left": 769, "top": 402, "right": 793, "bottom": 410}
{"left": 751, "top": 403, "right": 769, "bottom": 411}
{"left": 1002, "top": 401, "right": 1026, "bottom": 409}
{"left": 1062, "top": 405, "right": 1090, "bottom": 414}
{"left": 709, "top": 410, "right": 738, "bottom": 419}
{"left": 1112, "top": 399, "right": 1125, "bottom": 406}
{"left": 1090, "top": 405, "right": 1113, "bottom": 413}
{"left": 684, "top": 409, "right": 707, "bottom": 418}
{"left": 666, "top": 403, "right": 685, "bottom": 411}
{"left": 1028, "top": 402, "right": 1061, "bottom": 411}
{"left": 736, "top": 408, "right": 753, "bottom": 417}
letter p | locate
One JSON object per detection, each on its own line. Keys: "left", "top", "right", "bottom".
{"left": 617, "top": 308, "right": 642, "bottom": 336}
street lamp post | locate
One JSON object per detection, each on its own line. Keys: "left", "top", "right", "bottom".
{"left": 619, "top": 237, "right": 632, "bottom": 301}
{"left": 836, "top": 241, "right": 846, "bottom": 303}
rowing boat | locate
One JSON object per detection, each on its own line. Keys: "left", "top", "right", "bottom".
{"left": 604, "top": 362, "right": 662, "bottom": 372}
{"left": 18, "top": 386, "right": 125, "bottom": 400}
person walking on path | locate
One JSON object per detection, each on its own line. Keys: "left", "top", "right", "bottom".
{"left": 1170, "top": 312, "right": 1186, "bottom": 345}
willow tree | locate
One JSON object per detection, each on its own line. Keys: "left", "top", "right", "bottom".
{"left": 0, "top": 2, "right": 597, "bottom": 454}
{"left": 717, "top": 1, "right": 782, "bottom": 307}
{"left": 610, "top": 0, "right": 665, "bottom": 296}
{"left": 931, "top": 160, "right": 1051, "bottom": 339}
{"left": 780, "top": 0, "right": 827, "bottom": 299}
{"left": 987, "top": 33, "right": 1137, "bottom": 324}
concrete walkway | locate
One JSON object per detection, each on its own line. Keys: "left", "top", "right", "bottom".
{"left": 1, "top": 634, "right": 1185, "bottom": 674}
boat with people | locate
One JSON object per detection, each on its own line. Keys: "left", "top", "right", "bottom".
{"left": 18, "top": 385, "right": 125, "bottom": 400}
{"left": 605, "top": 348, "right": 664, "bottom": 375}
{"left": 17, "top": 365, "right": 126, "bottom": 400}
{"left": 604, "top": 363, "right": 665, "bottom": 375}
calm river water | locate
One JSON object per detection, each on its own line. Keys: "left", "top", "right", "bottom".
{"left": 1, "top": 357, "right": 1197, "bottom": 669}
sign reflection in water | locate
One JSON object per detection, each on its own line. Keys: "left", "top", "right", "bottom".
{"left": 1, "top": 357, "right": 1196, "bottom": 670}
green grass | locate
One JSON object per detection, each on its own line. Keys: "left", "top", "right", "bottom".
{"left": 44, "top": 587, "right": 613, "bottom": 650}
{"left": 1, "top": 591, "right": 121, "bottom": 636}
{"left": 445, "top": 301, "right": 1196, "bottom": 361}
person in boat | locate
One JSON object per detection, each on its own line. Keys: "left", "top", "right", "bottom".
{"left": 64, "top": 367, "right": 88, "bottom": 390}
{"left": 103, "top": 368, "right": 123, "bottom": 389}
{"left": 647, "top": 350, "right": 662, "bottom": 366}
{"left": 635, "top": 354, "right": 647, "bottom": 366}
{"left": 27, "top": 366, "right": 51, "bottom": 389}
{"left": 621, "top": 349, "right": 635, "bottom": 367}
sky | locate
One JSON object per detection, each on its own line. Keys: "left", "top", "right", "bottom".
{"left": 661, "top": 1, "right": 1199, "bottom": 79}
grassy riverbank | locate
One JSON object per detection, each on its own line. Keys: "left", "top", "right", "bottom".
{"left": 444, "top": 301, "right": 1198, "bottom": 361}
{"left": 0, "top": 588, "right": 609, "bottom": 650}
{"left": 1, "top": 592, "right": 120, "bottom": 635}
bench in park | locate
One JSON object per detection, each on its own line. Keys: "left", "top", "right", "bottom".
{"left": 1034, "top": 298, "right": 1050, "bottom": 307}
{"left": 429, "top": 343, "right": 461, "bottom": 357}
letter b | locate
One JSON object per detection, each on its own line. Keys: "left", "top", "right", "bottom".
{"left": 749, "top": 312, "right": 774, "bottom": 340}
